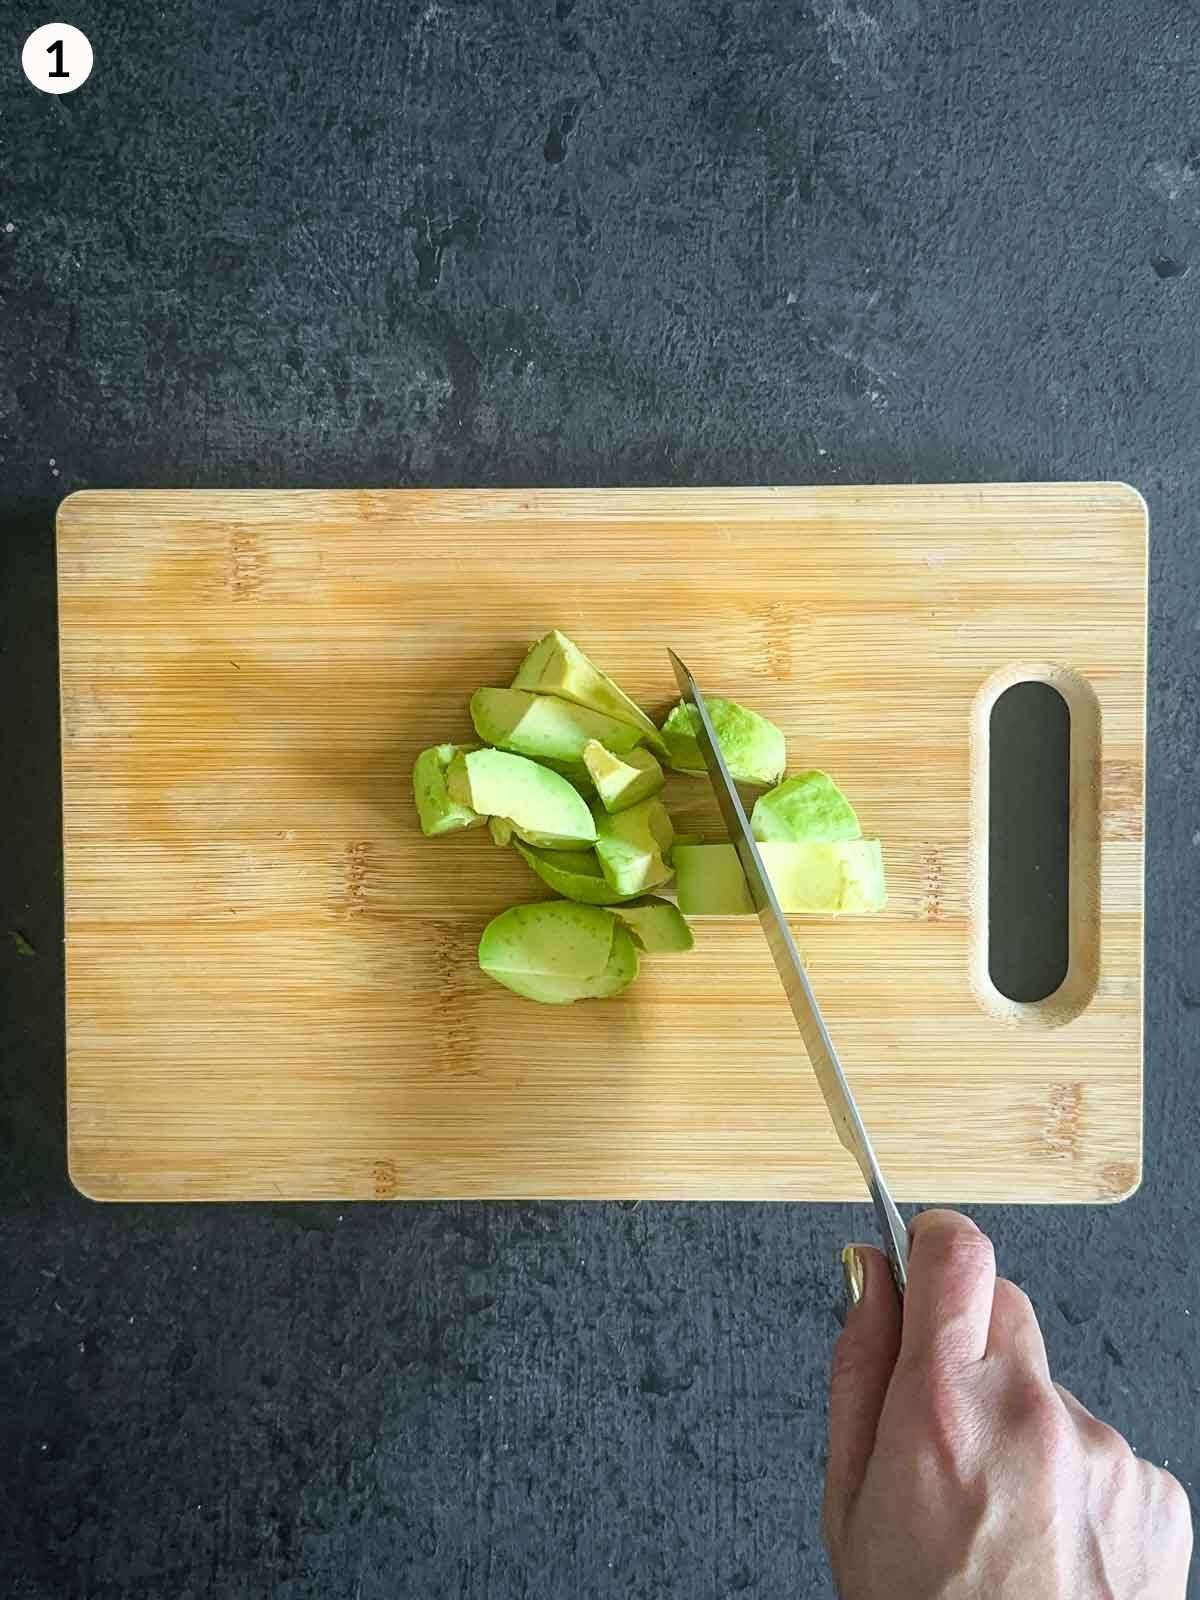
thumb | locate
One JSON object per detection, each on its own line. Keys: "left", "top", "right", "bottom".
{"left": 823, "top": 1244, "right": 902, "bottom": 1545}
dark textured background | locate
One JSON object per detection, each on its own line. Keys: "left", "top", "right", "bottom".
{"left": 2, "top": 1, "right": 1198, "bottom": 1595}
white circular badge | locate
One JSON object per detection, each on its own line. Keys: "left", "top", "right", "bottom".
{"left": 22, "top": 24, "right": 93, "bottom": 94}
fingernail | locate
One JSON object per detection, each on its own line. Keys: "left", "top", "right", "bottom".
{"left": 841, "top": 1244, "right": 865, "bottom": 1309}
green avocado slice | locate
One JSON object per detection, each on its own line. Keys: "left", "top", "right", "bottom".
{"left": 659, "top": 697, "right": 786, "bottom": 787}
{"left": 513, "top": 841, "right": 641, "bottom": 905}
{"left": 673, "top": 840, "right": 886, "bottom": 914}
{"left": 592, "top": 924, "right": 640, "bottom": 995}
{"left": 672, "top": 843, "right": 754, "bottom": 915}
{"left": 612, "top": 898, "right": 695, "bottom": 953}
{"left": 593, "top": 797, "right": 674, "bottom": 896}
{"left": 478, "top": 902, "right": 639, "bottom": 1003}
{"left": 582, "top": 741, "right": 665, "bottom": 813}
{"left": 762, "top": 840, "right": 885, "bottom": 913}
{"left": 512, "top": 631, "right": 667, "bottom": 754}
{"left": 751, "top": 771, "right": 861, "bottom": 843}
{"left": 447, "top": 748, "right": 596, "bottom": 847}
{"left": 472, "top": 686, "right": 643, "bottom": 764}
{"left": 413, "top": 743, "right": 486, "bottom": 836}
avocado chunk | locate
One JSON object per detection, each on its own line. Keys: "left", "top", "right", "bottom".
{"left": 488, "top": 817, "right": 514, "bottom": 848}
{"left": 513, "top": 841, "right": 641, "bottom": 905}
{"left": 478, "top": 901, "right": 639, "bottom": 1004}
{"left": 593, "top": 797, "right": 674, "bottom": 896}
{"left": 612, "top": 898, "right": 695, "bottom": 953}
{"left": 751, "top": 770, "right": 861, "bottom": 843}
{"left": 512, "top": 630, "right": 667, "bottom": 754}
{"left": 582, "top": 741, "right": 665, "bottom": 813}
{"left": 673, "top": 840, "right": 886, "bottom": 914}
{"left": 447, "top": 748, "right": 596, "bottom": 847}
{"left": 673, "top": 843, "right": 754, "bottom": 916}
{"left": 660, "top": 698, "right": 786, "bottom": 786}
{"left": 413, "top": 742, "right": 486, "bottom": 836}
{"left": 760, "top": 840, "right": 886, "bottom": 913}
{"left": 472, "top": 686, "right": 644, "bottom": 764}
{"left": 595, "top": 922, "right": 640, "bottom": 993}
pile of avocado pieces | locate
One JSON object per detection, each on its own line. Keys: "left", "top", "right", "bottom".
{"left": 413, "top": 631, "right": 886, "bottom": 1005}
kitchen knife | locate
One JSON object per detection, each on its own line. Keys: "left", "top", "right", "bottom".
{"left": 668, "top": 650, "right": 908, "bottom": 1293}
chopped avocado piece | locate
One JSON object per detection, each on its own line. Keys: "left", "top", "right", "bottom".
{"left": 447, "top": 748, "right": 596, "bottom": 847}
{"left": 513, "top": 842, "right": 641, "bottom": 905}
{"left": 488, "top": 817, "right": 514, "bottom": 848}
{"left": 673, "top": 843, "right": 754, "bottom": 916}
{"left": 513, "top": 630, "right": 667, "bottom": 754}
{"left": 751, "top": 771, "right": 861, "bottom": 843}
{"left": 660, "top": 698, "right": 786, "bottom": 786}
{"left": 413, "top": 742, "right": 486, "bottom": 836}
{"left": 673, "top": 840, "right": 886, "bottom": 914}
{"left": 593, "top": 797, "right": 674, "bottom": 896}
{"left": 666, "top": 832, "right": 702, "bottom": 864}
{"left": 582, "top": 741, "right": 665, "bottom": 813}
{"left": 596, "top": 923, "right": 640, "bottom": 992}
{"left": 612, "top": 898, "right": 695, "bottom": 953}
{"left": 760, "top": 840, "right": 886, "bottom": 913}
{"left": 472, "top": 686, "right": 643, "bottom": 764}
{"left": 478, "top": 902, "right": 639, "bottom": 1004}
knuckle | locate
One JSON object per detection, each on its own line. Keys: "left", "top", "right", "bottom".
{"left": 1094, "top": 1419, "right": 1136, "bottom": 1466}
{"left": 993, "top": 1278, "right": 1035, "bottom": 1322}
{"left": 939, "top": 1228, "right": 996, "bottom": 1281}
{"left": 914, "top": 1220, "right": 995, "bottom": 1290}
{"left": 1013, "top": 1379, "right": 1072, "bottom": 1454}
{"left": 912, "top": 1210, "right": 990, "bottom": 1252}
{"left": 1159, "top": 1468, "right": 1193, "bottom": 1525}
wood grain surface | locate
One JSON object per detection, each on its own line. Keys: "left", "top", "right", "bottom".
{"left": 57, "top": 486, "right": 1146, "bottom": 1202}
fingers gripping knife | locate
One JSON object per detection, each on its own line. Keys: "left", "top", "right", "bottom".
{"left": 668, "top": 650, "right": 909, "bottom": 1293}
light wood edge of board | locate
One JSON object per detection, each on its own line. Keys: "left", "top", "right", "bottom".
{"left": 53, "top": 479, "right": 1153, "bottom": 524}
{"left": 959, "top": 484, "right": 1146, "bottom": 1201}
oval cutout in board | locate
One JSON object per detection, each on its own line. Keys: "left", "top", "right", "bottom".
{"left": 970, "top": 664, "right": 1101, "bottom": 1027}
{"left": 988, "top": 681, "right": 1070, "bottom": 1002}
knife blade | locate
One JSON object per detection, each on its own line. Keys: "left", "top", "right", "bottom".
{"left": 668, "top": 650, "right": 908, "bottom": 1293}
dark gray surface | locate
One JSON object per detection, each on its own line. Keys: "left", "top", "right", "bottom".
{"left": 2, "top": 1, "right": 1197, "bottom": 1594}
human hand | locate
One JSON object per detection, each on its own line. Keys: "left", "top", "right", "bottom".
{"left": 823, "top": 1210, "right": 1193, "bottom": 1599}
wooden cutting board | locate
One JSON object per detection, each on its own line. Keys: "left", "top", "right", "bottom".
{"left": 58, "top": 486, "right": 1146, "bottom": 1203}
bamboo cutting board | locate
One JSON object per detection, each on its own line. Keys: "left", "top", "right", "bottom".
{"left": 58, "top": 486, "right": 1146, "bottom": 1203}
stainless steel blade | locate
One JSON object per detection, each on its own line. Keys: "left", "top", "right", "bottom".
{"left": 668, "top": 649, "right": 908, "bottom": 1291}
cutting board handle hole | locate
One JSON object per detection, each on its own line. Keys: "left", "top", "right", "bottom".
{"left": 971, "top": 665, "right": 1101, "bottom": 1026}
